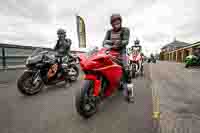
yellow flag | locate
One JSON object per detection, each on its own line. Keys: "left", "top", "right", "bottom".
{"left": 76, "top": 15, "right": 86, "bottom": 48}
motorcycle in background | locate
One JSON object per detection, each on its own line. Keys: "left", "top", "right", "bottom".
{"left": 148, "top": 54, "right": 156, "bottom": 63}
{"left": 75, "top": 45, "right": 134, "bottom": 118}
{"left": 17, "top": 48, "right": 79, "bottom": 96}
{"left": 64, "top": 53, "right": 80, "bottom": 65}
{"left": 128, "top": 46, "right": 144, "bottom": 78}
{"left": 184, "top": 55, "right": 200, "bottom": 68}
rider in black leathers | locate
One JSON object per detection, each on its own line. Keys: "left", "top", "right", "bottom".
{"left": 53, "top": 28, "right": 73, "bottom": 79}
{"left": 54, "top": 28, "right": 72, "bottom": 58}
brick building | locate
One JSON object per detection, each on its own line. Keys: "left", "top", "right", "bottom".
{"left": 160, "top": 40, "right": 200, "bottom": 62}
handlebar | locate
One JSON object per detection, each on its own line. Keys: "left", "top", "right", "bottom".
{"left": 104, "top": 44, "right": 118, "bottom": 54}
{"left": 40, "top": 50, "right": 49, "bottom": 54}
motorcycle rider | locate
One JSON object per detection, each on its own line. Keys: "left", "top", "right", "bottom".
{"left": 53, "top": 28, "right": 72, "bottom": 79}
{"left": 130, "top": 39, "right": 144, "bottom": 74}
{"left": 134, "top": 40, "right": 144, "bottom": 61}
{"left": 54, "top": 28, "right": 72, "bottom": 58}
{"left": 103, "top": 14, "right": 131, "bottom": 98}
{"left": 150, "top": 53, "right": 154, "bottom": 59}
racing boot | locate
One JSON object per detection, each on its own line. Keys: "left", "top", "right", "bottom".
{"left": 118, "top": 67, "right": 129, "bottom": 91}
{"left": 124, "top": 66, "right": 132, "bottom": 83}
{"left": 122, "top": 67, "right": 135, "bottom": 103}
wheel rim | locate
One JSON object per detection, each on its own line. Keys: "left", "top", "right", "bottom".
{"left": 23, "top": 77, "right": 41, "bottom": 94}
{"left": 84, "top": 104, "right": 91, "bottom": 111}
{"left": 68, "top": 67, "right": 78, "bottom": 80}
{"left": 82, "top": 97, "right": 96, "bottom": 113}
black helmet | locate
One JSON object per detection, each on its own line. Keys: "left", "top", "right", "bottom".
{"left": 57, "top": 28, "right": 66, "bottom": 35}
{"left": 110, "top": 14, "right": 122, "bottom": 24}
{"left": 134, "top": 39, "right": 140, "bottom": 45}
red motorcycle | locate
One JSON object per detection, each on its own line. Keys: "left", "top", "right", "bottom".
{"left": 128, "top": 47, "right": 144, "bottom": 78}
{"left": 76, "top": 46, "right": 134, "bottom": 118}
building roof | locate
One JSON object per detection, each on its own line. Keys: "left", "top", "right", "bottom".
{"left": 161, "top": 39, "right": 190, "bottom": 49}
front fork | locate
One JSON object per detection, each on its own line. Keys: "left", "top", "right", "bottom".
{"left": 84, "top": 74, "right": 101, "bottom": 97}
{"left": 31, "top": 70, "right": 42, "bottom": 85}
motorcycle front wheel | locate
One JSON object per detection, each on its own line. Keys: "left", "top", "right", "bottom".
{"left": 185, "top": 63, "right": 189, "bottom": 68}
{"left": 131, "top": 64, "right": 136, "bottom": 78}
{"left": 17, "top": 71, "right": 44, "bottom": 96}
{"left": 140, "top": 64, "right": 144, "bottom": 76}
{"left": 75, "top": 80, "right": 97, "bottom": 119}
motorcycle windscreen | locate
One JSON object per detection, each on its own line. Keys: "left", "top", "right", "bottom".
{"left": 47, "top": 63, "right": 58, "bottom": 79}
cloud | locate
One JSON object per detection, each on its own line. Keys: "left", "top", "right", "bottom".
{"left": 0, "top": 0, "right": 51, "bottom": 23}
{"left": 0, "top": 0, "right": 199, "bottom": 54}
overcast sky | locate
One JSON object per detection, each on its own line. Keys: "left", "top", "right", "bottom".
{"left": 0, "top": 0, "right": 199, "bottom": 55}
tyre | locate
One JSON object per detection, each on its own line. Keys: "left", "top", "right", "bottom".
{"left": 185, "top": 64, "right": 189, "bottom": 68}
{"left": 140, "top": 65, "right": 144, "bottom": 76}
{"left": 132, "top": 64, "right": 136, "bottom": 78}
{"left": 68, "top": 64, "right": 79, "bottom": 82}
{"left": 17, "top": 72, "right": 43, "bottom": 96}
{"left": 75, "top": 80, "right": 97, "bottom": 119}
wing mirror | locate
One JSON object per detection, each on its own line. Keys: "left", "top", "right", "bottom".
{"left": 105, "top": 50, "right": 110, "bottom": 55}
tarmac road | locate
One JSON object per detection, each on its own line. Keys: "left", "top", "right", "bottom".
{"left": 150, "top": 61, "right": 200, "bottom": 133}
{"left": 0, "top": 64, "right": 153, "bottom": 133}
{"left": 2, "top": 60, "right": 200, "bottom": 133}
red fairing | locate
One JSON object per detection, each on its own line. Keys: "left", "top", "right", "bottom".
{"left": 96, "top": 65, "right": 122, "bottom": 97}
{"left": 129, "top": 52, "right": 142, "bottom": 62}
{"left": 93, "top": 80, "right": 101, "bottom": 96}
{"left": 81, "top": 48, "right": 120, "bottom": 70}
{"left": 78, "top": 53, "right": 87, "bottom": 68}
{"left": 84, "top": 75, "right": 101, "bottom": 96}
{"left": 80, "top": 47, "right": 123, "bottom": 97}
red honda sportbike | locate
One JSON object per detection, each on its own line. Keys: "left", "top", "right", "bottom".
{"left": 75, "top": 46, "right": 134, "bottom": 118}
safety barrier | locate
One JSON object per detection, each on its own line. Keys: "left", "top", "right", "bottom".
{"left": 0, "top": 43, "right": 85, "bottom": 69}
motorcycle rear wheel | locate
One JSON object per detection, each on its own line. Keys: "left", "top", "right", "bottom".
{"left": 67, "top": 64, "right": 79, "bottom": 82}
{"left": 140, "top": 65, "right": 144, "bottom": 76}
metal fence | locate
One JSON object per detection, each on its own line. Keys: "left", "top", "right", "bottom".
{"left": 0, "top": 46, "right": 35, "bottom": 68}
{"left": 0, "top": 43, "right": 85, "bottom": 69}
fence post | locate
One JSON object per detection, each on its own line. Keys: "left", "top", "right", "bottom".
{"left": 2, "top": 48, "right": 6, "bottom": 69}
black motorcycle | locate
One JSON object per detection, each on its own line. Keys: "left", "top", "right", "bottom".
{"left": 17, "top": 48, "right": 79, "bottom": 96}
{"left": 147, "top": 57, "right": 156, "bottom": 63}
